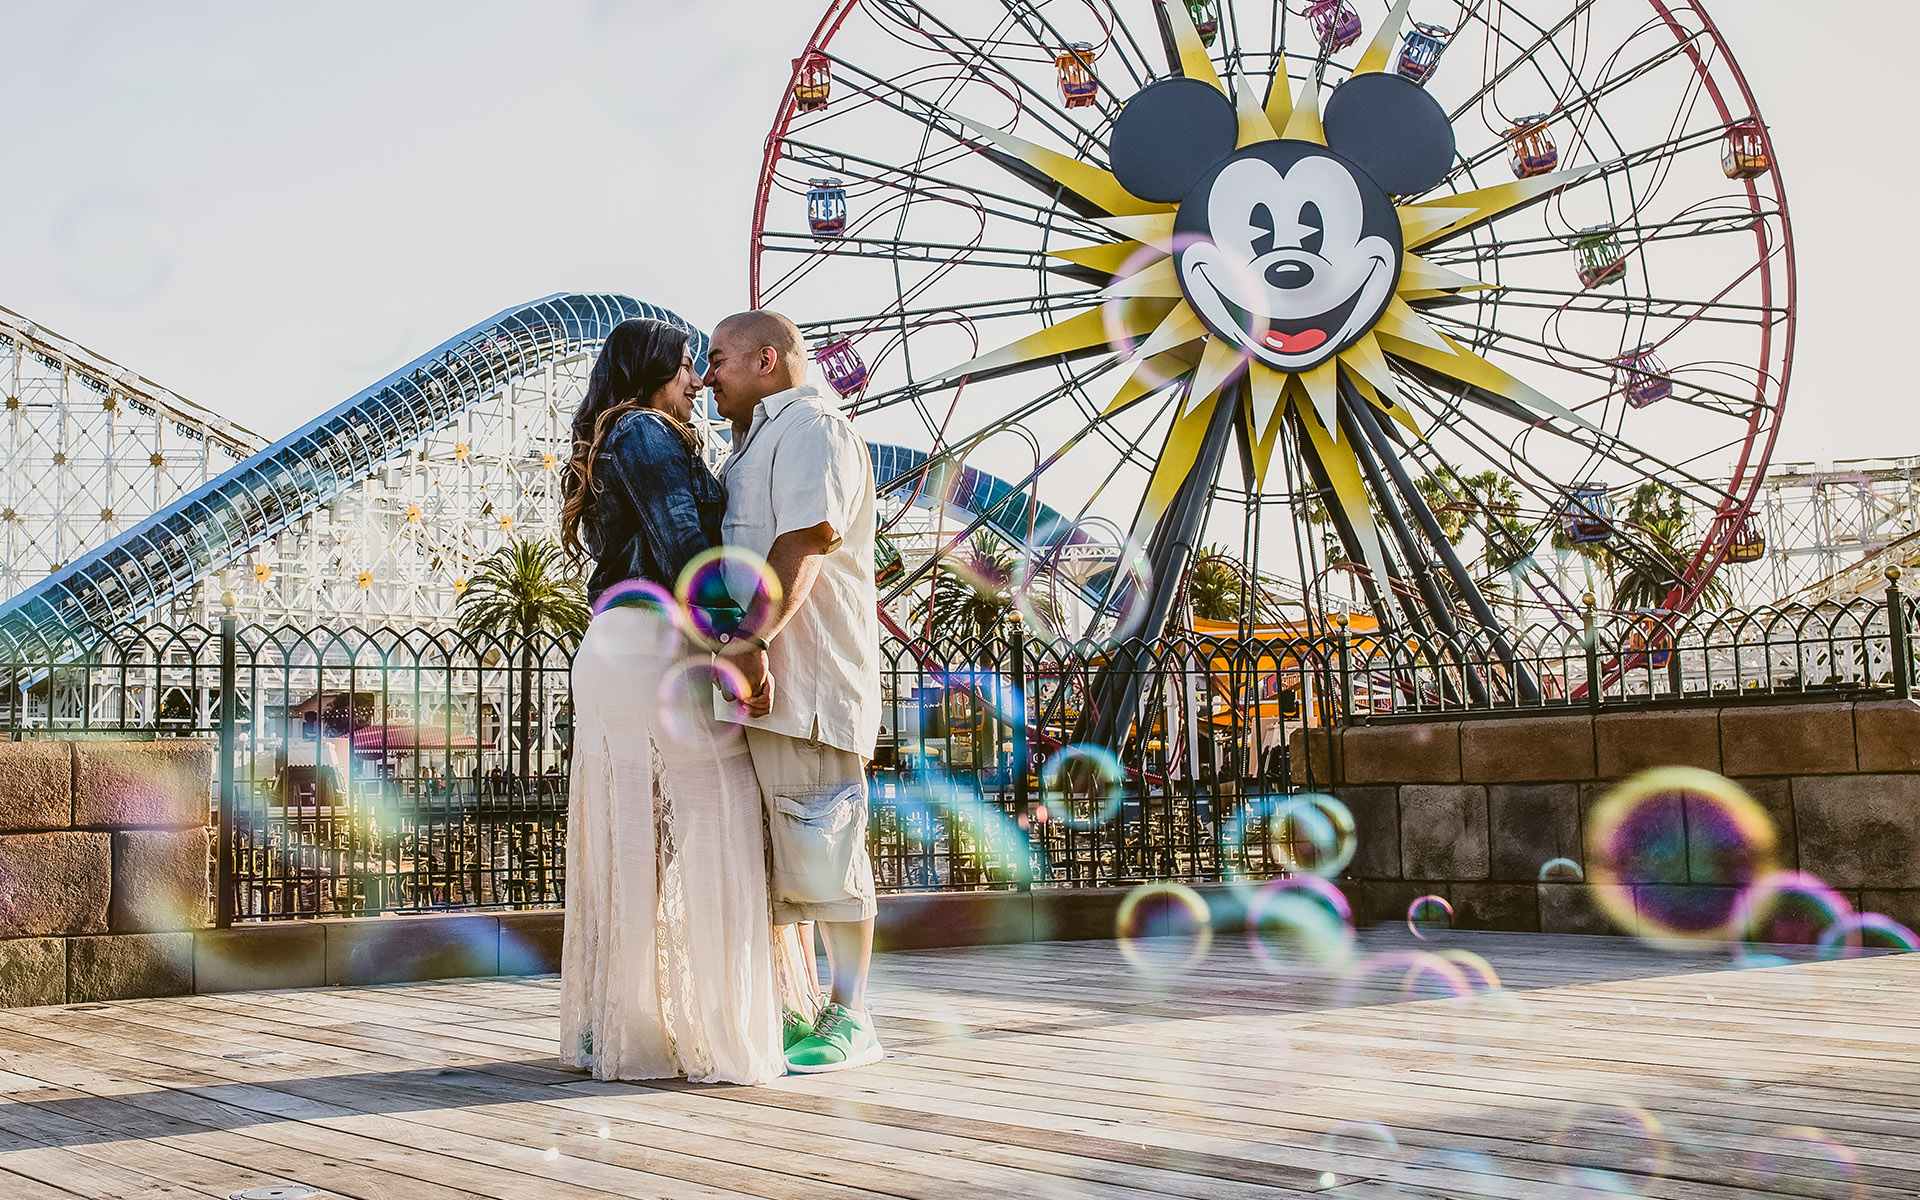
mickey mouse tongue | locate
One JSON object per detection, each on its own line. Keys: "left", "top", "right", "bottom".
{"left": 1263, "top": 328, "right": 1328, "bottom": 354}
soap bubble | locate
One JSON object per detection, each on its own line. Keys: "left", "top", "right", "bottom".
{"left": 1116, "top": 882, "right": 1212, "bottom": 977}
{"left": 1228, "top": 793, "right": 1357, "bottom": 879}
{"left": 1587, "top": 768, "right": 1777, "bottom": 943}
{"left": 1732, "top": 872, "right": 1852, "bottom": 962}
{"left": 1817, "top": 912, "right": 1920, "bottom": 959}
{"left": 1245, "top": 875, "right": 1354, "bottom": 971}
{"left": 1539, "top": 856, "right": 1585, "bottom": 882}
{"left": 1039, "top": 743, "right": 1127, "bottom": 830}
{"left": 1407, "top": 895, "right": 1454, "bottom": 939}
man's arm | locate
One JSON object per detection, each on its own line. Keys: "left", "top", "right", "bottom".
{"left": 729, "top": 520, "right": 836, "bottom": 703}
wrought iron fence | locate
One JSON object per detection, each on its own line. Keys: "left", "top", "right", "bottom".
{"left": 0, "top": 571, "right": 1911, "bottom": 919}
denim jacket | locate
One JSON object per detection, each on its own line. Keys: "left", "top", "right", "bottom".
{"left": 584, "top": 410, "right": 728, "bottom": 611}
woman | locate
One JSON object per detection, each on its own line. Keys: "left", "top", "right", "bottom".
{"left": 557, "top": 317, "right": 812, "bottom": 1085}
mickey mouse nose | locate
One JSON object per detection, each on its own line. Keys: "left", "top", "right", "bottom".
{"left": 1266, "top": 261, "right": 1315, "bottom": 291}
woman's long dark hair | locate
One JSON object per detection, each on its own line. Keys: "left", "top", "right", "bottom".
{"left": 560, "top": 318, "right": 693, "bottom": 561}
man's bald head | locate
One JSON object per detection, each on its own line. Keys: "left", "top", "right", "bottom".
{"left": 706, "top": 310, "right": 809, "bottom": 429}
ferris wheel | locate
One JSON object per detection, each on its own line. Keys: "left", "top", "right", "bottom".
{"left": 750, "top": 0, "right": 1792, "bottom": 649}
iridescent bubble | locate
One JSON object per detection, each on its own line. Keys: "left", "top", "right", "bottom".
{"left": 1748, "top": 1126, "right": 1864, "bottom": 1199}
{"left": 1407, "top": 895, "right": 1453, "bottom": 939}
{"left": 1817, "top": 912, "right": 1920, "bottom": 959}
{"left": 1039, "top": 744, "right": 1127, "bottom": 830}
{"left": 655, "top": 657, "right": 751, "bottom": 745}
{"left": 1433, "top": 948, "right": 1501, "bottom": 991}
{"left": 1316, "top": 1120, "right": 1401, "bottom": 1190}
{"left": 1115, "top": 882, "right": 1212, "bottom": 977}
{"left": 1335, "top": 950, "right": 1472, "bottom": 1008}
{"left": 675, "top": 545, "right": 781, "bottom": 650}
{"left": 592, "top": 577, "right": 681, "bottom": 622}
{"left": 1229, "top": 793, "right": 1357, "bottom": 879}
{"left": 1245, "top": 876, "right": 1354, "bottom": 971}
{"left": 1551, "top": 1097, "right": 1672, "bottom": 1185}
{"left": 1539, "top": 856, "right": 1585, "bottom": 882}
{"left": 1733, "top": 871, "right": 1852, "bottom": 962}
{"left": 1586, "top": 768, "right": 1778, "bottom": 943}
{"left": 1077, "top": 540, "right": 1156, "bottom": 648}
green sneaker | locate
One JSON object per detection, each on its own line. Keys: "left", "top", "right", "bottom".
{"left": 785, "top": 1002, "right": 882, "bottom": 1074}
{"left": 782, "top": 1007, "right": 815, "bottom": 1052}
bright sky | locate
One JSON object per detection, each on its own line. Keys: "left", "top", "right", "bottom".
{"left": 1, "top": 0, "right": 1910, "bottom": 469}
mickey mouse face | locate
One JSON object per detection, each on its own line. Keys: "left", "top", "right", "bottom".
{"left": 1109, "top": 72, "right": 1456, "bottom": 375}
{"left": 1176, "top": 142, "right": 1401, "bottom": 372}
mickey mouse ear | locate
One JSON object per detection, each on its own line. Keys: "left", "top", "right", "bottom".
{"left": 1109, "top": 78, "right": 1239, "bottom": 205}
{"left": 1322, "top": 73, "right": 1457, "bottom": 196}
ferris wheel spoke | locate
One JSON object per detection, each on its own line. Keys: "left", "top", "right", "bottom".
{"left": 1413, "top": 309, "right": 1766, "bottom": 416}
{"left": 779, "top": 136, "right": 1111, "bottom": 233}
{"left": 1420, "top": 207, "right": 1787, "bottom": 269}
{"left": 798, "top": 288, "right": 1104, "bottom": 342}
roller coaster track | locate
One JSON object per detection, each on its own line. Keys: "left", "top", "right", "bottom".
{"left": 0, "top": 294, "right": 700, "bottom": 642}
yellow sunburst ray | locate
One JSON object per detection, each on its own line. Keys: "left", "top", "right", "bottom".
{"left": 1354, "top": 0, "right": 1417, "bottom": 77}
{"left": 1134, "top": 303, "right": 1210, "bottom": 360}
{"left": 1098, "top": 343, "right": 1204, "bottom": 420}
{"left": 1345, "top": 368, "right": 1422, "bottom": 440}
{"left": 1400, "top": 252, "right": 1491, "bottom": 297}
{"left": 1376, "top": 329, "right": 1604, "bottom": 434}
{"left": 1092, "top": 212, "right": 1179, "bottom": 248}
{"left": 1233, "top": 75, "right": 1278, "bottom": 149}
{"left": 1401, "top": 167, "right": 1595, "bottom": 249}
{"left": 1183, "top": 335, "right": 1248, "bottom": 418}
{"left": 1264, "top": 63, "right": 1295, "bottom": 134}
{"left": 1140, "top": 391, "right": 1223, "bottom": 532}
{"left": 1376, "top": 295, "right": 1453, "bottom": 352}
{"left": 1245, "top": 385, "right": 1285, "bottom": 487}
{"left": 1300, "top": 358, "right": 1341, "bottom": 438}
{"left": 1048, "top": 241, "right": 1148, "bottom": 275}
{"left": 1297, "top": 397, "right": 1395, "bottom": 598}
{"left": 1399, "top": 205, "right": 1476, "bottom": 245}
{"left": 943, "top": 298, "right": 1176, "bottom": 381}
{"left": 1341, "top": 333, "right": 1405, "bottom": 415}
{"left": 1104, "top": 256, "right": 1184, "bottom": 300}
{"left": 955, "top": 115, "right": 1165, "bottom": 217}
{"left": 1163, "top": 0, "right": 1226, "bottom": 93}
{"left": 1283, "top": 71, "right": 1328, "bottom": 146}
{"left": 1248, "top": 363, "right": 1289, "bottom": 443}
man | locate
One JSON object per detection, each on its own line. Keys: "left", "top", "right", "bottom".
{"left": 703, "top": 310, "right": 883, "bottom": 1074}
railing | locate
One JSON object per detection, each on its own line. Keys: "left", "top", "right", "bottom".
{"left": 1, "top": 570, "right": 1911, "bottom": 920}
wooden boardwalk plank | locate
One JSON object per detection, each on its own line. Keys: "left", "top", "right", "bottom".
{"left": 1, "top": 929, "right": 1914, "bottom": 1199}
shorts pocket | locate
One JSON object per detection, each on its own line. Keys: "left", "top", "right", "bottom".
{"left": 770, "top": 783, "right": 866, "bottom": 907}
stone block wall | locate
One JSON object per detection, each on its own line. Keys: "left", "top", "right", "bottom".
{"left": 0, "top": 739, "right": 213, "bottom": 1006}
{"left": 1291, "top": 699, "right": 1920, "bottom": 937}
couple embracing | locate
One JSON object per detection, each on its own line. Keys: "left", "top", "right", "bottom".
{"left": 556, "top": 310, "right": 882, "bottom": 1085}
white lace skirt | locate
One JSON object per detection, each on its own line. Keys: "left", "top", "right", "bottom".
{"left": 560, "top": 605, "right": 815, "bottom": 1085}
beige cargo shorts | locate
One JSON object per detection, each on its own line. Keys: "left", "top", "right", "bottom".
{"left": 744, "top": 728, "right": 877, "bottom": 924}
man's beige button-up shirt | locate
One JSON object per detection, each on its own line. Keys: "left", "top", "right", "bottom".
{"left": 720, "top": 382, "right": 881, "bottom": 758}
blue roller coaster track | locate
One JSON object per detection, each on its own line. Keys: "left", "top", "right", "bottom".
{"left": 0, "top": 294, "right": 700, "bottom": 642}
{"left": 0, "top": 292, "right": 1080, "bottom": 643}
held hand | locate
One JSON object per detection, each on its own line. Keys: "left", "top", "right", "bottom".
{"left": 732, "top": 646, "right": 773, "bottom": 716}
{"left": 743, "top": 671, "right": 775, "bottom": 718}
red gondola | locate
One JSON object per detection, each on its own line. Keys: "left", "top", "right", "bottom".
{"left": 792, "top": 53, "right": 831, "bottom": 112}
{"left": 1723, "top": 119, "right": 1770, "bottom": 180}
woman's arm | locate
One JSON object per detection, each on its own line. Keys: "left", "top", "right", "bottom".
{"left": 603, "top": 412, "right": 711, "bottom": 586}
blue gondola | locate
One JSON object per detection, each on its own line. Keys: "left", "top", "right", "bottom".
{"left": 807, "top": 178, "right": 847, "bottom": 238}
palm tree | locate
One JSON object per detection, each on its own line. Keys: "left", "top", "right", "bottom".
{"left": 455, "top": 537, "right": 591, "bottom": 783}
{"left": 1612, "top": 482, "right": 1730, "bottom": 612}
{"left": 914, "top": 532, "right": 1064, "bottom": 650}
{"left": 1187, "top": 546, "right": 1247, "bottom": 623}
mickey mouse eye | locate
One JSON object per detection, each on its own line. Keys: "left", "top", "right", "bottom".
{"left": 1250, "top": 203, "right": 1277, "bottom": 257}
{"left": 1299, "top": 202, "right": 1325, "bottom": 256}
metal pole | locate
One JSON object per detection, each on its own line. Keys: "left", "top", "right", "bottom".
{"left": 1336, "top": 611, "right": 1354, "bottom": 728}
{"left": 1007, "top": 608, "right": 1033, "bottom": 892}
{"left": 216, "top": 591, "right": 237, "bottom": 929}
{"left": 1582, "top": 593, "right": 1602, "bottom": 714}
{"left": 1889, "top": 567, "right": 1912, "bottom": 701}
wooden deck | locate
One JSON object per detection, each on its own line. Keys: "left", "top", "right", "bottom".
{"left": 0, "top": 930, "right": 1915, "bottom": 1199}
